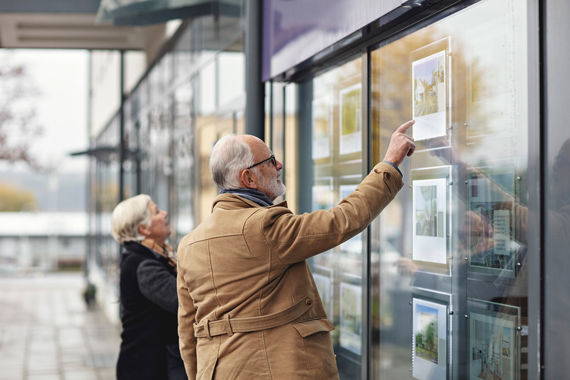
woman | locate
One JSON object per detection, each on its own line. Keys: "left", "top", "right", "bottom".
{"left": 111, "top": 194, "right": 187, "bottom": 380}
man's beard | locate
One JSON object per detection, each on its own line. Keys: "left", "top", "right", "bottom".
{"left": 258, "top": 172, "right": 286, "bottom": 201}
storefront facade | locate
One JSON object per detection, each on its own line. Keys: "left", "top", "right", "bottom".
{"left": 88, "top": 0, "right": 569, "bottom": 378}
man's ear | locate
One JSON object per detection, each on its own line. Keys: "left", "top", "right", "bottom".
{"left": 138, "top": 224, "right": 150, "bottom": 237}
{"left": 239, "top": 169, "right": 258, "bottom": 189}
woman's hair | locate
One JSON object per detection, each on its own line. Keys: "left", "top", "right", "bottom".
{"left": 209, "top": 134, "right": 254, "bottom": 190}
{"left": 111, "top": 194, "right": 152, "bottom": 243}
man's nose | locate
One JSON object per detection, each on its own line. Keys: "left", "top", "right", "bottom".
{"left": 276, "top": 160, "right": 283, "bottom": 170}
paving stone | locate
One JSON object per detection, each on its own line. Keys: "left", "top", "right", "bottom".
{"left": 0, "top": 273, "right": 121, "bottom": 380}
{"left": 63, "top": 370, "right": 98, "bottom": 380}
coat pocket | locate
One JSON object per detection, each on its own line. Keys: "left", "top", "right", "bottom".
{"left": 292, "top": 318, "right": 334, "bottom": 338}
{"left": 196, "top": 337, "right": 220, "bottom": 380}
{"left": 290, "top": 319, "right": 337, "bottom": 372}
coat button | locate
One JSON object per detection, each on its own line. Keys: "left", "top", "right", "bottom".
{"left": 305, "top": 298, "right": 312, "bottom": 306}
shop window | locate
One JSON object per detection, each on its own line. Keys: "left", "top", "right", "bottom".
{"left": 300, "top": 56, "right": 366, "bottom": 380}
{"left": 370, "top": 0, "right": 529, "bottom": 378}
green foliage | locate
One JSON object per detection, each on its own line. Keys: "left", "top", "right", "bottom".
{"left": 416, "top": 332, "right": 423, "bottom": 348}
{"left": 425, "top": 323, "right": 436, "bottom": 351}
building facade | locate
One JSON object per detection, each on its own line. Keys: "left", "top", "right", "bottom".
{"left": 85, "top": 0, "right": 569, "bottom": 378}
{"left": 0, "top": 213, "right": 88, "bottom": 271}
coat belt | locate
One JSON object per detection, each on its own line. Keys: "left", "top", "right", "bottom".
{"left": 193, "top": 297, "right": 314, "bottom": 338}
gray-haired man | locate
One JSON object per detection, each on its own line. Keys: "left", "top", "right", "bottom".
{"left": 177, "top": 121, "right": 415, "bottom": 380}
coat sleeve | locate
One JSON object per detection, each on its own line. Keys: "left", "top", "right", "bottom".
{"left": 260, "top": 162, "right": 403, "bottom": 265}
{"left": 136, "top": 259, "right": 178, "bottom": 314}
{"left": 177, "top": 253, "right": 197, "bottom": 380}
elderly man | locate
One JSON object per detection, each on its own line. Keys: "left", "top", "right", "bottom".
{"left": 177, "top": 121, "right": 415, "bottom": 379}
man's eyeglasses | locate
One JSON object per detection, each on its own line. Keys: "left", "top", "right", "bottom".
{"left": 246, "top": 154, "right": 277, "bottom": 169}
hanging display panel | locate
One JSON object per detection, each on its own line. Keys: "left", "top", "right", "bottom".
{"left": 467, "top": 165, "right": 518, "bottom": 278}
{"left": 411, "top": 166, "right": 452, "bottom": 274}
{"left": 313, "top": 266, "right": 335, "bottom": 319}
{"left": 468, "top": 298, "right": 520, "bottom": 380}
{"left": 340, "top": 279, "right": 363, "bottom": 355}
{"left": 411, "top": 38, "right": 451, "bottom": 143}
{"left": 312, "top": 96, "right": 333, "bottom": 160}
{"left": 412, "top": 297, "right": 449, "bottom": 380}
{"left": 339, "top": 83, "right": 362, "bottom": 155}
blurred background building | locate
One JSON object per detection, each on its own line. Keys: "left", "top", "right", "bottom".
{"left": 0, "top": 0, "right": 569, "bottom": 379}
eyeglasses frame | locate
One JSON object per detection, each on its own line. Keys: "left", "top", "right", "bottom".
{"left": 246, "top": 154, "right": 277, "bottom": 170}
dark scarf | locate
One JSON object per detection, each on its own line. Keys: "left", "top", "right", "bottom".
{"left": 220, "top": 188, "right": 273, "bottom": 207}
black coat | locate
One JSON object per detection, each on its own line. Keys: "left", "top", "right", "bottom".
{"left": 116, "top": 241, "right": 187, "bottom": 380}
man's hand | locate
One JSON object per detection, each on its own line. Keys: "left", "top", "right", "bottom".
{"left": 383, "top": 120, "right": 416, "bottom": 166}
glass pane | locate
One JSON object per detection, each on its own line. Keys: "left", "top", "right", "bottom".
{"left": 303, "top": 56, "right": 365, "bottom": 380}
{"left": 271, "top": 83, "right": 285, "bottom": 203}
{"left": 370, "top": 0, "right": 529, "bottom": 379}
{"left": 144, "top": 103, "right": 171, "bottom": 209}
{"left": 283, "top": 84, "right": 298, "bottom": 211}
{"left": 172, "top": 81, "right": 195, "bottom": 246}
{"left": 94, "top": 115, "right": 120, "bottom": 293}
{"left": 218, "top": 50, "right": 245, "bottom": 107}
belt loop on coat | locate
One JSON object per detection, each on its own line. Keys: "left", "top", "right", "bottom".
{"left": 224, "top": 314, "right": 234, "bottom": 337}
{"left": 193, "top": 297, "right": 313, "bottom": 338}
{"left": 204, "top": 318, "right": 212, "bottom": 339}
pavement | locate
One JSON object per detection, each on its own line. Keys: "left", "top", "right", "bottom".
{"left": 0, "top": 272, "right": 121, "bottom": 380}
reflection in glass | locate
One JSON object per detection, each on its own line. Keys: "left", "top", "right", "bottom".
{"left": 371, "top": 0, "right": 528, "bottom": 378}
{"left": 172, "top": 81, "right": 194, "bottom": 246}
{"left": 93, "top": 116, "right": 121, "bottom": 297}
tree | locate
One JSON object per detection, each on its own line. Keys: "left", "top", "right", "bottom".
{"left": 0, "top": 182, "right": 38, "bottom": 211}
{"left": 425, "top": 323, "right": 436, "bottom": 352}
{"left": 415, "top": 332, "right": 424, "bottom": 349}
{"left": 0, "top": 52, "right": 43, "bottom": 170}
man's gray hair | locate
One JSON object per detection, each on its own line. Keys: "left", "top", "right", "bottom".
{"left": 111, "top": 194, "right": 152, "bottom": 243}
{"left": 210, "top": 134, "right": 254, "bottom": 190}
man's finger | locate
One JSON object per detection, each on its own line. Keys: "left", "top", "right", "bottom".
{"left": 395, "top": 120, "right": 415, "bottom": 134}
{"left": 407, "top": 141, "right": 416, "bottom": 156}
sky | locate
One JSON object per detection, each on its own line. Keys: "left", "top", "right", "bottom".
{"left": 2, "top": 49, "right": 88, "bottom": 173}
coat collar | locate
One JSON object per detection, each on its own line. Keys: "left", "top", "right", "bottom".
{"left": 122, "top": 241, "right": 156, "bottom": 259}
{"left": 212, "top": 193, "right": 287, "bottom": 212}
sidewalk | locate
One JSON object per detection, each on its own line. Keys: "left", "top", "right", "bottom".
{"left": 0, "top": 272, "right": 121, "bottom": 380}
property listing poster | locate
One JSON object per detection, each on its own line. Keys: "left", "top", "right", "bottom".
{"left": 412, "top": 298, "right": 448, "bottom": 380}
{"left": 312, "top": 179, "right": 334, "bottom": 211}
{"left": 339, "top": 184, "right": 362, "bottom": 255}
{"left": 313, "top": 270, "right": 334, "bottom": 319}
{"left": 312, "top": 97, "right": 332, "bottom": 160}
{"left": 339, "top": 83, "right": 362, "bottom": 155}
{"left": 468, "top": 169, "right": 516, "bottom": 275}
{"left": 412, "top": 50, "right": 447, "bottom": 141}
{"left": 413, "top": 178, "right": 447, "bottom": 264}
{"left": 339, "top": 282, "right": 362, "bottom": 355}
{"left": 469, "top": 309, "right": 516, "bottom": 380}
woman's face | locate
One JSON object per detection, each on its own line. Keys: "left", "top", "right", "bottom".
{"left": 144, "top": 200, "right": 171, "bottom": 243}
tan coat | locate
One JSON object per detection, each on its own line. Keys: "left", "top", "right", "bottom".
{"left": 177, "top": 162, "right": 403, "bottom": 380}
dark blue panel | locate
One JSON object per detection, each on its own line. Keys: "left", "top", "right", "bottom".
{"left": 0, "top": 0, "right": 101, "bottom": 13}
{"left": 262, "top": 0, "right": 399, "bottom": 80}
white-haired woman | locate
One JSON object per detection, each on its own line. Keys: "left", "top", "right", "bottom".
{"left": 111, "top": 194, "right": 187, "bottom": 380}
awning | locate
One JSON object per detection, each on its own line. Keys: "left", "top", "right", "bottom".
{"left": 70, "top": 145, "right": 141, "bottom": 163}
{"left": 96, "top": 0, "right": 242, "bottom": 26}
